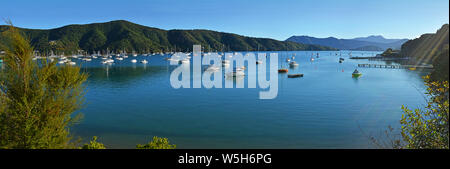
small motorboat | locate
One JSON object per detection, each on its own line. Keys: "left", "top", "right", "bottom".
{"left": 180, "top": 59, "right": 190, "bottom": 64}
{"left": 310, "top": 57, "right": 315, "bottom": 62}
{"left": 205, "top": 65, "right": 220, "bottom": 71}
{"left": 236, "top": 66, "right": 246, "bottom": 71}
{"left": 352, "top": 69, "right": 362, "bottom": 78}
{"left": 222, "top": 60, "right": 230, "bottom": 67}
{"left": 131, "top": 59, "right": 137, "bottom": 63}
{"left": 286, "top": 58, "right": 290, "bottom": 62}
{"left": 225, "top": 68, "right": 245, "bottom": 77}
{"left": 141, "top": 60, "right": 148, "bottom": 64}
{"left": 288, "top": 74, "right": 304, "bottom": 78}
{"left": 289, "top": 61, "right": 299, "bottom": 67}
{"left": 116, "top": 57, "right": 123, "bottom": 61}
{"left": 278, "top": 68, "right": 289, "bottom": 73}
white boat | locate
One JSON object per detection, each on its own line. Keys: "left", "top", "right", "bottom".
{"left": 225, "top": 68, "right": 245, "bottom": 77}
{"left": 67, "top": 61, "right": 76, "bottom": 65}
{"left": 222, "top": 60, "right": 230, "bottom": 67}
{"left": 131, "top": 59, "right": 137, "bottom": 63}
{"left": 235, "top": 66, "right": 246, "bottom": 71}
{"left": 180, "top": 59, "right": 190, "bottom": 64}
{"left": 289, "top": 61, "right": 299, "bottom": 67}
{"left": 205, "top": 65, "right": 220, "bottom": 71}
{"left": 141, "top": 60, "right": 148, "bottom": 64}
{"left": 310, "top": 57, "right": 315, "bottom": 62}
{"left": 106, "top": 59, "right": 114, "bottom": 63}
{"left": 286, "top": 58, "right": 290, "bottom": 62}
{"left": 116, "top": 57, "right": 123, "bottom": 61}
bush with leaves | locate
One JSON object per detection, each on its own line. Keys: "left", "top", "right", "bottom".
{"left": 81, "top": 136, "right": 106, "bottom": 149}
{"left": 0, "top": 23, "right": 87, "bottom": 149}
{"left": 400, "top": 76, "right": 449, "bottom": 149}
{"left": 136, "top": 136, "right": 176, "bottom": 149}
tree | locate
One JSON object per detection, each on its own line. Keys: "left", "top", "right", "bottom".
{"left": 0, "top": 22, "right": 88, "bottom": 149}
{"left": 400, "top": 76, "right": 449, "bottom": 149}
{"left": 136, "top": 136, "right": 176, "bottom": 149}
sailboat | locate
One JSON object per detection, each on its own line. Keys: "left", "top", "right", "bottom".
{"left": 278, "top": 50, "right": 289, "bottom": 73}
{"left": 310, "top": 53, "right": 315, "bottom": 62}
{"left": 289, "top": 61, "right": 299, "bottom": 67}
{"left": 225, "top": 67, "right": 245, "bottom": 77}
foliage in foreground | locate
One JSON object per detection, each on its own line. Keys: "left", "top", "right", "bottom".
{"left": 136, "top": 136, "right": 177, "bottom": 149}
{"left": 80, "top": 136, "right": 176, "bottom": 149}
{"left": 399, "top": 76, "right": 448, "bottom": 149}
{"left": 81, "top": 136, "right": 106, "bottom": 149}
{"left": 371, "top": 76, "right": 449, "bottom": 149}
{"left": 0, "top": 23, "right": 88, "bottom": 149}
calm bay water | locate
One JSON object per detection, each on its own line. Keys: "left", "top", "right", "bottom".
{"left": 69, "top": 51, "right": 429, "bottom": 148}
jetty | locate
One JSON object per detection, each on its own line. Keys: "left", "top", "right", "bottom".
{"left": 357, "top": 64, "right": 433, "bottom": 69}
{"left": 350, "top": 56, "right": 410, "bottom": 61}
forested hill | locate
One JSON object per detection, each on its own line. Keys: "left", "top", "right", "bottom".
{"left": 399, "top": 24, "right": 449, "bottom": 81}
{"left": 400, "top": 24, "right": 449, "bottom": 65}
{"left": 0, "top": 20, "right": 336, "bottom": 54}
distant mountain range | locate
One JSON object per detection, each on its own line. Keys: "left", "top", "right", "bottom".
{"left": 286, "top": 35, "right": 409, "bottom": 51}
{"left": 0, "top": 20, "right": 336, "bottom": 54}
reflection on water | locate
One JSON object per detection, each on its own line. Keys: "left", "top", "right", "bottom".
{"left": 69, "top": 51, "right": 431, "bottom": 148}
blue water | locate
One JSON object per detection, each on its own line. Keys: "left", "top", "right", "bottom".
{"left": 68, "top": 51, "right": 429, "bottom": 148}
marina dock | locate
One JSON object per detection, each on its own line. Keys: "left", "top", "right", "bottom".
{"left": 357, "top": 64, "right": 433, "bottom": 69}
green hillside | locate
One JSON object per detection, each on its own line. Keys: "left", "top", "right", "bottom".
{"left": 0, "top": 20, "right": 336, "bottom": 55}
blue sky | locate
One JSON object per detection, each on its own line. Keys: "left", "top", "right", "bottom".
{"left": 1, "top": 0, "right": 448, "bottom": 40}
